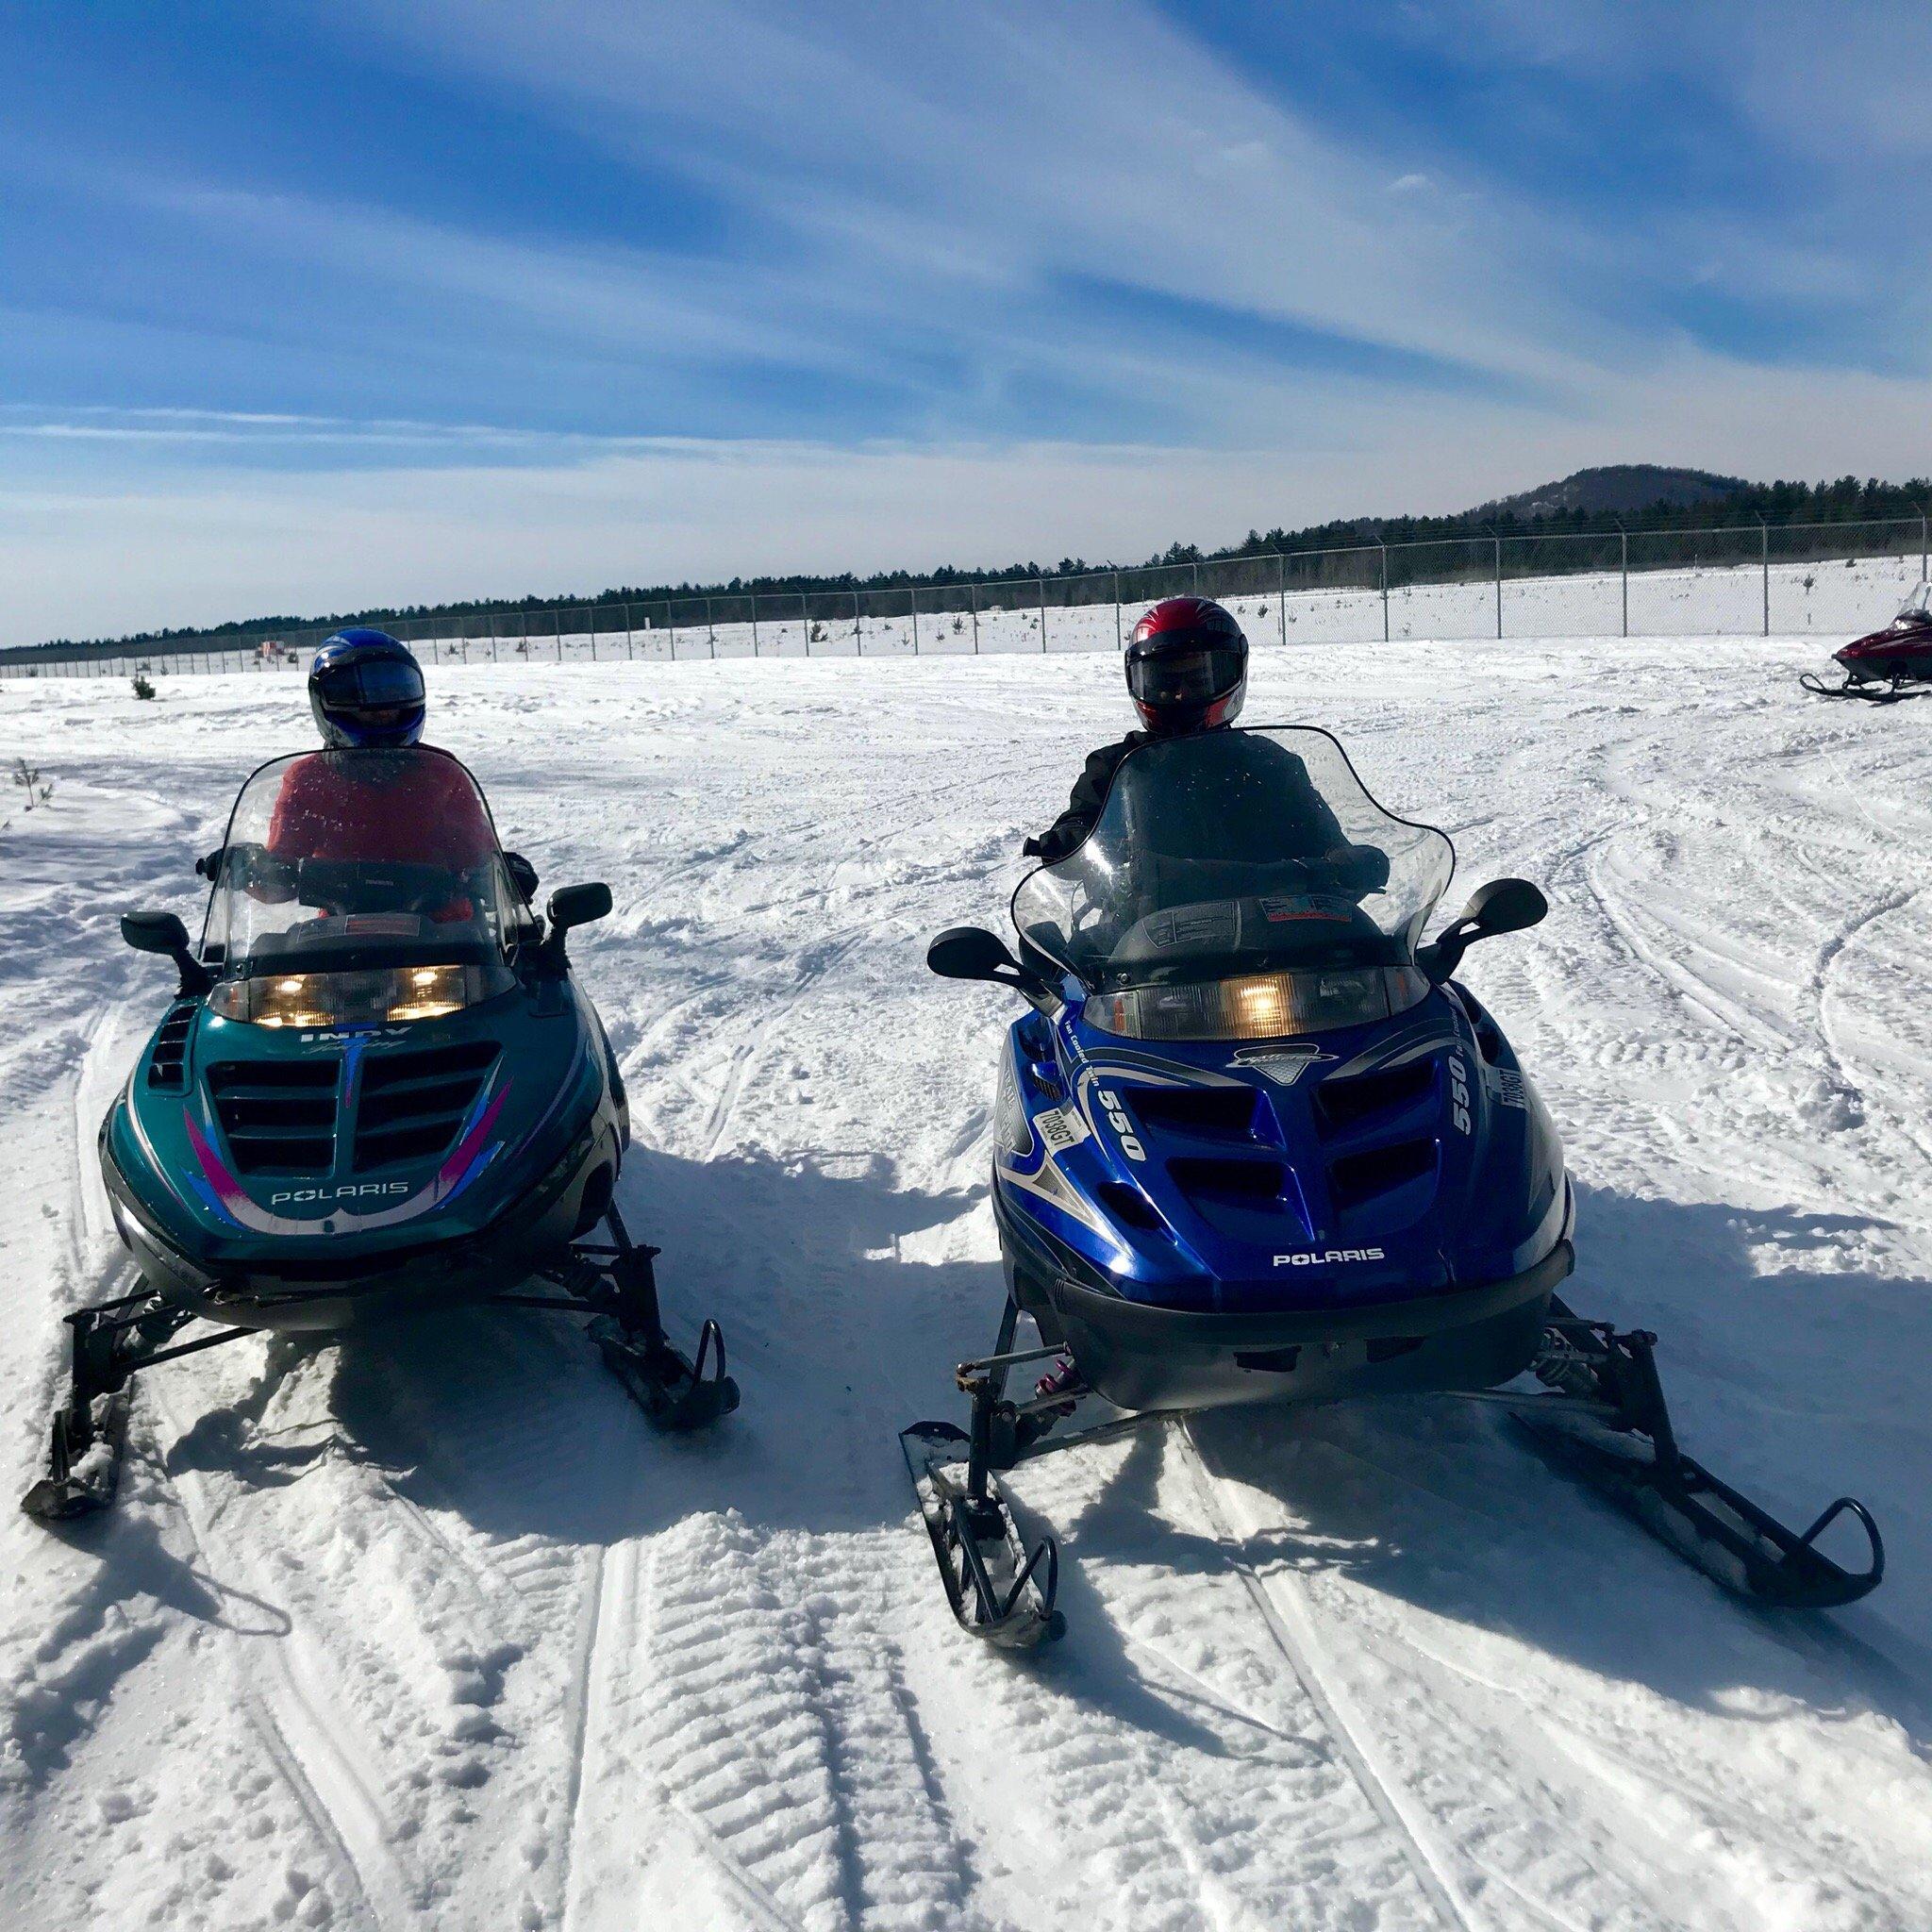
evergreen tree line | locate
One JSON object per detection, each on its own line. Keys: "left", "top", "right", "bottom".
{"left": 26, "top": 471, "right": 1932, "bottom": 656}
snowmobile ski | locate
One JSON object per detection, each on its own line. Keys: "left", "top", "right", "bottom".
{"left": 22, "top": 1287, "right": 251, "bottom": 1521}
{"left": 589, "top": 1316, "right": 738, "bottom": 1430}
{"left": 901, "top": 1421, "right": 1063, "bottom": 1647}
{"left": 1798, "top": 671, "right": 1921, "bottom": 703}
{"left": 1507, "top": 1307, "right": 1884, "bottom": 1609}
{"left": 22, "top": 1389, "right": 134, "bottom": 1522}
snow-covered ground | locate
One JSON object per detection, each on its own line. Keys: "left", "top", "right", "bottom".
{"left": 3, "top": 628, "right": 1931, "bottom": 1931}
{"left": 8, "top": 550, "right": 1926, "bottom": 679}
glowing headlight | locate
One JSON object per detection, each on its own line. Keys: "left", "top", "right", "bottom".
{"left": 1088, "top": 965, "right": 1427, "bottom": 1041}
{"left": 210, "top": 963, "right": 481, "bottom": 1027}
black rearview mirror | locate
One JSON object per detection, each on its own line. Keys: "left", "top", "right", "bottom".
{"left": 1461, "top": 877, "right": 1547, "bottom": 938}
{"left": 123, "top": 910, "right": 190, "bottom": 958}
{"left": 1418, "top": 877, "right": 1547, "bottom": 984}
{"left": 541, "top": 882, "right": 611, "bottom": 970}
{"left": 548, "top": 882, "right": 612, "bottom": 934}
{"left": 927, "top": 925, "right": 1019, "bottom": 981}
{"left": 122, "top": 910, "right": 211, "bottom": 995}
{"left": 926, "top": 924, "right": 1059, "bottom": 1012}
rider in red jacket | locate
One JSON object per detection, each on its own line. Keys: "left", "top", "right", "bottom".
{"left": 194, "top": 631, "right": 527, "bottom": 922}
{"left": 266, "top": 743, "right": 496, "bottom": 869}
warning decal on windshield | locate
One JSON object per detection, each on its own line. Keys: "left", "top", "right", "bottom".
{"left": 1257, "top": 894, "right": 1353, "bottom": 923}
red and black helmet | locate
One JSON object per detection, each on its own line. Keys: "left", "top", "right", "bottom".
{"left": 1124, "top": 596, "right": 1247, "bottom": 733}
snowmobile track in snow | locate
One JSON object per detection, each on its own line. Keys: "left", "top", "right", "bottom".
{"left": 1176, "top": 1424, "right": 1479, "bottom": 1932}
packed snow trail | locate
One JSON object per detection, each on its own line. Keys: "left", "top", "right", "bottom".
{"left": 3, "top": 633, "right": 1930, "bottom": 1930}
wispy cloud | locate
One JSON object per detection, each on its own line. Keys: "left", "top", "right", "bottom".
{"left": 0, "top": 0, "right": 1926, "bottom": 644}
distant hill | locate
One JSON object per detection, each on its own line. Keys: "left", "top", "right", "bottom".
{"left": 1475, "top": 465, "right": 1749, "bottom": 521}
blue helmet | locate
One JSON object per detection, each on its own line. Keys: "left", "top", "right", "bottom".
{"left": 308, "top": 629, "right": 425, "bottom": 748}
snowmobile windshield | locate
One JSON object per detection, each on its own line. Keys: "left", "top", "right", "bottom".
{"left": 1896, "top": 581, "right": 1931, "bottom": 623}
{"left": 1011, "top": 726, "right": 1454, "bottom": 1041}
{"left": 201, "top": 748, "right": 527, "bottom": 1009}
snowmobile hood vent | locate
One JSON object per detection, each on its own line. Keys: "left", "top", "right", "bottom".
{"left": 207, "top": 1058, "right": 341, "bottom": 1175}
{"left": 1328, "top": 1139, "right": 1437, "bottom": 1212}
{"left": 353, "top": 1038, "right": 500, "bottom": 1173}
{"left": 1125, "top": 1084, "right": 1261, "bottom": 1142}
{"left": 146, "top": 1001, "right": 198, "bottom": 1093}
{"left": 1314, "top": 1058, "right": 1435, "bottom": 1137}
{"left": 1165, "top": 1156, "right": 1310, "bottom": 1244}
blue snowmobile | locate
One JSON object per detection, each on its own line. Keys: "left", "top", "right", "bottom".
{"left": 908, "top": 725, "right": 1883, "bottom": 1644}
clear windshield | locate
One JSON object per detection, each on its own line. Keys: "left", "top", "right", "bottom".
{"left": 1897, "top": 581, "right": 1931, "bottom": 624}
{"left": 1012, "top": 727, "right": 1453, "bottom": 1039}
{"left": 203, "top": 747, "right": 525, "bottom": 979}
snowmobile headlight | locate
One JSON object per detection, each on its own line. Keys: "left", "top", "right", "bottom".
{"left": 209, "top": 963, "right": 482, "bottom": 1028}
{"left": 1088, "top": 966, "right": 1427, "bottom": 1041}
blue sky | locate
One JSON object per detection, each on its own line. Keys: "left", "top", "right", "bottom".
{"left": 1, "top": 0, "right": 1927, "bottom": 644}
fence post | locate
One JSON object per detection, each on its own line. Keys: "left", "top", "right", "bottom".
{"left": 706, "top": 597, "right": 716, "bottom": 660}
{"left": 1191, "top": 560, "right": 1200, "bottom": 594}
{"left": 1114, "top": 571, "right": 1123, "bottom": 651}
{"left": 751, "top": 594, "right": 760, "bottom": 658}
{"left": 1378, "top": 541, "right": 1389, "bottom": 642}
{"left": 910, "top": 589, "right": 920, "bottom": 656}
{"left": 853, "top": 590, "right": 862, "bottom": 656}
{"left": 969, "top": 582, "right": 979, "bottom": 656}
{"left": 803, "top": 595, "right": 812, "bottom": 658}
{"left": 1919, "top": 504, "right": 1927, "bottom": 582}
{"left": 1616, "top": 522, "right": 1628, "bottom": 637}
{"left": 1038, "top": 577, "right": 1047, "bottom": 653}
{"left": 1757, "top": 513, "right": 1770, "bottom": 636}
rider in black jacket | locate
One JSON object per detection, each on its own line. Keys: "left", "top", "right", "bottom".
{"left": 1024, "top": 595, "right": 1374, "bottom": 875}
{"left": 1024, "top": 595, "right": 1251, "bottom": 861}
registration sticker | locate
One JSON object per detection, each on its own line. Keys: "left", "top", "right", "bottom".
{"left": 1035, "top": 1106, "right": 1089, "bottom": 1156}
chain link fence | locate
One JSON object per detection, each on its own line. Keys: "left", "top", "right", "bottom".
{"left": 5, "top": 512, "right": 1926, "bottom": 682}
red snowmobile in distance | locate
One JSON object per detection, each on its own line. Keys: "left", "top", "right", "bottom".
{"left": 1802, "top": 581, "right": 1932, "bottom": 701}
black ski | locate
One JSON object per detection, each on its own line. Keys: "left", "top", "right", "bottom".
{"left": 1505, "top": 1306, "right": 1883, "bottom": 1609}
{"left": 590, "top": 1315, "right": 738, "bottom": 1430}
{"left": 22, "top": 1389, "right": 134, "bottom": 1521}
{"left": 901, "top": 1421, "right": 1062, "bottom": 1647}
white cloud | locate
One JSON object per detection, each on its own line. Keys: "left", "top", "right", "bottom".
{"left": 7, "top": 352, "right": 1930, "bottom": 648}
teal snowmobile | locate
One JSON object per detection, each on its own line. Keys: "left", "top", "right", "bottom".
{"left": 24, "top": 745, "right": 736, "bottom": 1520}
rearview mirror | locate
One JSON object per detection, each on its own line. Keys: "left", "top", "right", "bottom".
{"left": 1460, "top": 877, "right": 1546, "bottom": 939}
{"left": 1417, "top": 877, "right": 1547, "bottom": 984}
{"left": 541, "top": 882, "right": 611, "bottom": 970}
{"left": 123, "top": 910, "right": 191, "bottom": 958}
{"left": 926, "top": 925, "right": 1059, "bottom": 1012}
{"left": 548, "top": 882, "right": 612, "bottom": 934}
{"left": 928, "top": 925, "right": 1019, "bottom": 981}
{"left": 122, "top": 910, "right": 211, "bottom": 995}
